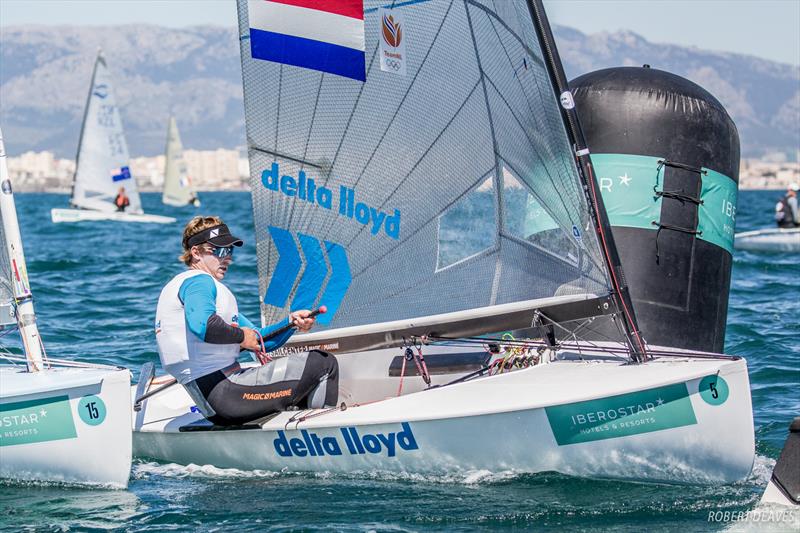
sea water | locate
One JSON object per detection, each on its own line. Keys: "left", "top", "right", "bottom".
{"left": 0, "top": 191, "right": 797, "bottom": 532}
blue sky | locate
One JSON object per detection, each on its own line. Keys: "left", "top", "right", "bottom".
{"left": 1, "top": 0, "right": 798, "bottom": 65}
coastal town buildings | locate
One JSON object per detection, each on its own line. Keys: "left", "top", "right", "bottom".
{"left": 5, "top": 149, "right": 800, "bottom": 193}
{"left": 7, "top": 149, "right": 249, "bottom": 192}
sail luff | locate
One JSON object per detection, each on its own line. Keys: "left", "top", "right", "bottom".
{"left": 525, "top": 0, "right": 648, "bottom": 361}
{"left": 0, "top": 128, "right": 46, "bottom": 371}
{"left": 69, "top": 50, "right": 102, "bottom": 208}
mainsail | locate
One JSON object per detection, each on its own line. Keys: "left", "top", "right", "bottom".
{"left": 162, "top": 117, "right": 198, "bottom": 207}
{"left": 237, "top": 0, "right": 628, "bottom": 350}
{"left": 0, "top": 133, "right": 15, "bottom": 329}
{"left": 70, "top": 51, "right": 143, "bottom": 214}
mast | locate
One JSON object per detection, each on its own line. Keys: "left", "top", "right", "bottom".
{"left": 526, "top": 0, "right": 648, "bottom": 361}
{"left": 0, "top": 128, "right": 47, "bottom": 371}
{"left": 69, "top": 49, "right": 103, "bottom": 208}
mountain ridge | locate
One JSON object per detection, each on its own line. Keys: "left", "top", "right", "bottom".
{"left": 1, "top": 24, "right": 797, "bottom": 160}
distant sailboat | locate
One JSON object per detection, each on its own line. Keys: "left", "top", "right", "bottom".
{"left": 0, "top": 127, "right": 132, "bottom": 487}
{"left": 50, "top": 50, "right": 175, "bottom": 224}
{"left": 162, "top": 117, "right": 200, "bottom": 208}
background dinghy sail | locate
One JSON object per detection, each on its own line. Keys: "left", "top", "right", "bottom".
{"left": 133, "top": 0, "right": 755, "bottom": 483}
{"left": 162, "top": 116, "right": 200, "bottom": 208}
{"left": 0, "top": 128, "right": 132, "bottom": 488}
{"left": 50, "top": 51, "right": 175, "bottom": 224}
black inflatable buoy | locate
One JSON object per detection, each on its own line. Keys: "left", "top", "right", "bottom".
{"left": 571, "top": 66, "right": 739, "bottom": 353}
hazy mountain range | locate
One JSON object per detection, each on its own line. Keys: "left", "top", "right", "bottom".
{"left": 1, "top": 24, "right": 797, "bottom": 160}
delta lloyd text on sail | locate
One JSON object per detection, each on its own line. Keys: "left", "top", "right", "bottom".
{"left": 261, "top": 163, "right": 401, "bottom": 239}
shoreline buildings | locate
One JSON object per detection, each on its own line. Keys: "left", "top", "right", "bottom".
{"left": 4, "top": 149, "right": 799, "bottom": 193}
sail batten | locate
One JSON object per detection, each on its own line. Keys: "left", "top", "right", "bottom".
{"left": 238, "top": 0, "right": 613, "bottom": 336}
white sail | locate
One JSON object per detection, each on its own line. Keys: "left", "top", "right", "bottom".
{"left": 162, "top": 117, "right": 198, "bottom": 207}
{"left": 0, "top": 130, "right": 19, "bottom": 329}
{"left": 0, "top": 127, "right": 46, "bottom": 370}
{"left": 70, "top": 51, "right": 142, "bottom": 214}
{"left": 238, "top": 0, "right": 611, "bottom": 342}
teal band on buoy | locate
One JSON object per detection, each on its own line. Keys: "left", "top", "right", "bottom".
{"left": 591, "top": 153, "right": 737, "bottom": 254}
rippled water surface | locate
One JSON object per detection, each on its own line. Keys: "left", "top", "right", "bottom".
{"left": 0, "top": 191, "right": 797, "bottom": 532}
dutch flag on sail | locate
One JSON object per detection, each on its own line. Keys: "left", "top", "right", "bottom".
{"left": 248, "top": 0, "right": 366, "bottom": 82}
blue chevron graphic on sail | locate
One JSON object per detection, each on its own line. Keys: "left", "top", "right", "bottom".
{"left": 264, "top": 226, "right": 352, "bottom": 325}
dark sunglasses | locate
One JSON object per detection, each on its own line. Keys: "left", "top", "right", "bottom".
{"left": 207, "top": 245, "right": 234, "bottom": 259}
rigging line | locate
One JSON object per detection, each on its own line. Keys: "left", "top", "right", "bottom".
{"left": 481, "top": 75, "right": 603, "bottom": 265}
{"left": 313, "top": 44, "right": 382, "bottom": 245}
{"left": 499, "top": 229, "right": 599, "bottom": 278}
{"left": 477, "top": 17, "right": 592, "bottom": 241}
{"left": 364, "top": 0, "right": 436, "bottom": 15}
{"left": 344, "top": 145, "right": 490, "bottom": 282}
{"left": 340, "top": 77, "right": 484, "bottom": 251}
{"left": 286, "top": 73, "right": 327, "bottom": 237}
{"left": 526, "top": 0, "right": 646, "bottom": 361}
{"left": 465, "top": 0, "right": 545, "bottom": 69}
{"left": 585, "top": 161, "right": 648, "bottom": 358}
{"left": 320, "top": 43, "right": 381, "bottom": 191}
{"left": 480, "top": 12, "right": 587, "bottom": 232}
{"left": 274, "top": 64, "right": 283, "bottom": 159}
{"left": 329, "top": 1, "right": 463, "bottom": 249}
{"left": 346, "top": 0, "right": 456, "bottom": 194}
{"left": 464, "top": 0, "right": 503, "bottom": 253}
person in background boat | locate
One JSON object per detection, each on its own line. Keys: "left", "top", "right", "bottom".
{"left": 775, "top": 184, "right": 799, "bottom": 228}
{"left": 155, "top": 215, "right": 339, "bottom": 426}
{"left": 114, "top": 186, "right": 130, "bottom": 212}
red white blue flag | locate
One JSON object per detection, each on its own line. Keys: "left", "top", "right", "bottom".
{"left": 248, "top": 0, "right": 366, "bottom": 82}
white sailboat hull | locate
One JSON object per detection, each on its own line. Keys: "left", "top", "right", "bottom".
{"left": 734, "top": 228, "right": 800, "bottom": 253}
{"left": 162, "top": 197, "right": 200, "bottom": 208}
{"left": 133, "top": 346, "right": 754, "bottom": 484}
{"left": 50, "top": 208, "right": 176, "bottom": 224}
{"left": 0, "top": 366, "right": 133, "bottom": 488}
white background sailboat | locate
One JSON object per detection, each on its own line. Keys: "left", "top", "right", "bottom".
{"left": 734, "top": 227, "right": 800, "bottom": 253}
{"left": 0, "top": 127, "right": 132, "bottom": 487}
{"left": 162, "top": 116, "right": 200, "bottom": 208}
{"left": 133, "top": 0, "right": 755, "bottom": 484}
{"left": 50, "top": 51, "right": 175, "bottom": 224}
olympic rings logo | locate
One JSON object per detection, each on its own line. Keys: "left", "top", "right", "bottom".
{"left": 384, "top": 58, "right": 402, "bottom": 71}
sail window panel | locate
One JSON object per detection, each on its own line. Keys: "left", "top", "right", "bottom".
{"left": 502, "top": 167, "right": 558, "bottom": 239}
{"left": 437, "top": 175, "right": 497, "bottom": 271}
{"left": 492, "top": 235, "right": 598, "bottom": 305}
{"left": 334, "top": 230, "right": 499, "bottom": 329}
{"left": 341, "top": 87, "right": 496, "bottom": 254}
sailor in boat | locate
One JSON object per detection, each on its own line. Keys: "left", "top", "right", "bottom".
{"left": 155, "top": 216, "right": 339, "bottom": 425}
{"left": 775, "top": 184, "right": 799, "bottom": 228}
{"left": 114, "top": 186, "right": 130, "bottom": 212}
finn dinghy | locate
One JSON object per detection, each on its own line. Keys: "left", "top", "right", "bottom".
{"left": 0, "top": 128, "right": 132, "bottom": 488}
{"left": 734, "top": 227, "right": 800, "bottom": 253}
{"left": 162, "top": 116, "right": 200, "bottom": 208}
{"left": 50, "top": 51, "right": 175, "bottom": 224}
{"left": 132, "top": 0, "right": 755, "bottom": 484}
